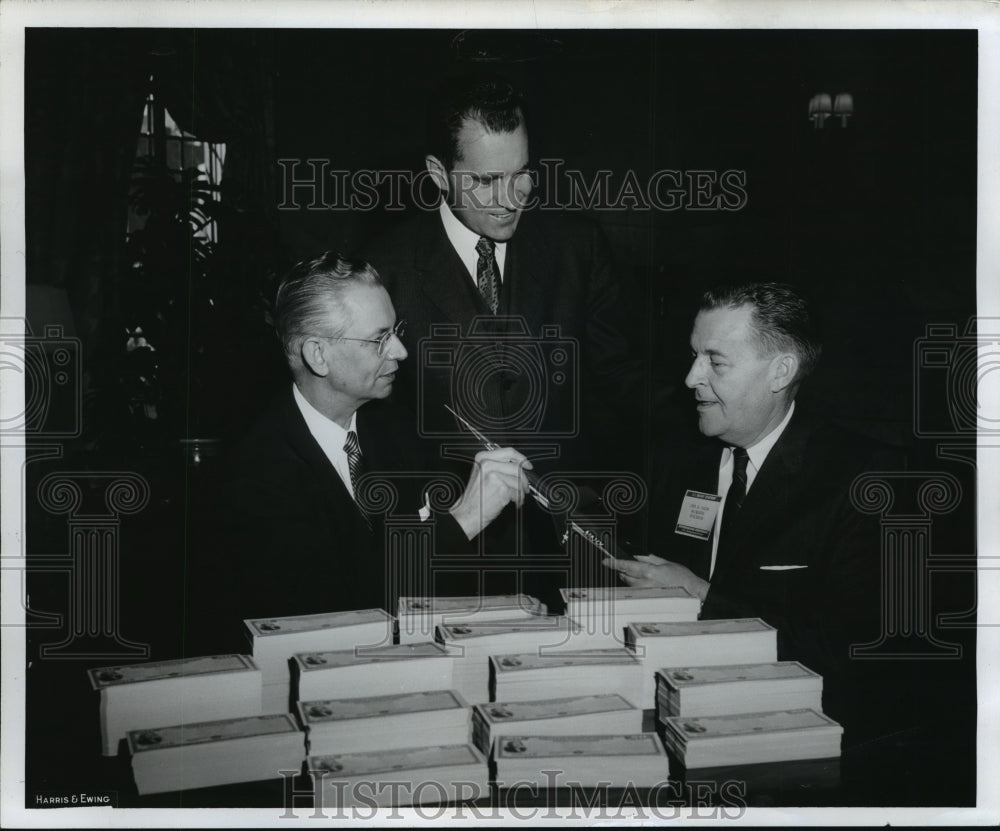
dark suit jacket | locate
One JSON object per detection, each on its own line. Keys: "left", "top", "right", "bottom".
{"left": 360, "top": 208, "right": 646, "bottom": 472}
{"left": 649, "top": 409, "right": 903, "bottom": 741}
{"left": 187, "top": 389, "right": 472, "bottom": 652}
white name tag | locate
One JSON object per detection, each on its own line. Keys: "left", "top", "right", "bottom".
{"left": 674, "top": 490, "right": 721, "bottom": 540}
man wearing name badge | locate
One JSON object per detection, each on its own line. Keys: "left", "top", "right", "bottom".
{"left": 360, "top": 73, "right": 646, "bottom": 574}
{"left": 195, "top": 253, "right": 531, "bottom": 643}
{"left": 606, "top": 282, "right": 896, "bottom": 736}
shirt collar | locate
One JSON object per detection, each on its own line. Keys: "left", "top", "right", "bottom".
{"left": 438, "top": 201, "right": 507, "bottom": 281}
{"left": 292, "top": 382, "right": 357, "bottom": 453}
{"left": 735, "top": 400, "right": 796, "bottom": 475}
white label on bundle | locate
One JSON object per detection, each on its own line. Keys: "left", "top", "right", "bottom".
{"left": 492, "top": 649, "right": 640, "bottom": 674}
{"left": 246, "top": 608, "right": 391, "bottom": 637}
{"left": 296, "top": 642, "right": 448, "bottom": 670}
{"left": 128, "top": 713, "right": 299, "bottom": 752}
{"left": 476, "top": 694, "right": 635, "bottom": 724}
{"left": 310, "top": 744, "right": 483, "bottom": 777}
{"left": 88, "top": 654, "right": 256, "bottom": 689}
{"left": 300, "top": 690, "right": 464, "bottom": 723}
{"left": 495, "top": 734, "right": 664, "bottom": 759}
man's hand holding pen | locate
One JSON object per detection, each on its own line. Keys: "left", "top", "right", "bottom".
{"left": 450, "top": 448, "right": 533, "bottom": 540}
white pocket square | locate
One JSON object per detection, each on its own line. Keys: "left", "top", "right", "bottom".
{"left": 759, "top": 565, "right": 808, "bottom": 571}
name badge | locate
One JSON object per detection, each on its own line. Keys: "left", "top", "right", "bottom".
{"left": 675, "top": 490, "right": 721, "bottom": 540}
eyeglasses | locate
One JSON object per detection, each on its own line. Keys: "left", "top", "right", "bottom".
{"left": 320, "top": 320, "right": 406, "bottom": 357}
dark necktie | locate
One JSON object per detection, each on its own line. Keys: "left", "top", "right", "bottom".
{"left": 343, "top": 430, "right": 371, "bottom": 530}
{"left": 475, "top": 236, "right": 500, "bottom": 314}
{"left": 716, "top": 447, "right": 749, "bottom": 558}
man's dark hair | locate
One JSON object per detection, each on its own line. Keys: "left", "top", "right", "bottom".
{"left": 273, "top": 251, "right": 382, "bottom": 369}
{"left": 428, "top": 73, "right": 525, "bottom": 169}
{"left": 700, "top": 282, "right": 822, "bottom": 388}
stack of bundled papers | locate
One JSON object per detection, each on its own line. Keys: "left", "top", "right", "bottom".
{"left": 398, "top": 595, "right": 545, "bottom": 644}
{"left": 300, "top": 689, "right": 470, "bottom": 756}
{"left": 493, "top": 734, "right": 669, "bottom": 788}
{"left": 309, "top": 744, "right": 488, "bottom": 807}
{"left": 292, "top": 642, "right": 453, "bottom": 703}
{"left": 436, "top": 617, "right": 611, "bottom": 704}
{"left": 661, "top": 708, "right": 843, "bottom": 768}
{"left": 128, "top": 713, "right": 304, "bottom": 795}
{"left": 472, "top": 694, "right": 641, "bottom": 755}
{"left": 245, "top": 609, "right": 394, "bottom": 713}
{"left": 626, "top": 619, "right": 777, "bottom": 708}
{"left": 561, "top": 587, "right": 700, "bottom": 642}
{"left": 488, "top": 648, "right": 644, "bottom": 707}
{"left": 88, "top": 654, "right": 262, "bottom": 756}
{"left": 656, "top": 661, "right": 823, "bottom": 719}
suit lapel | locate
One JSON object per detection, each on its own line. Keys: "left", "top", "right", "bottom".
{"left": 716, "top": 411, "right": 810, "bottom": 568}
{"left": 279, "top": 389, "right": 372, "bottom": 538}
{"left": 413, "top": 211, "right": 491, "bottom": 323}
{"left": 502, "top": 214, "right": 551, "bottom": 328}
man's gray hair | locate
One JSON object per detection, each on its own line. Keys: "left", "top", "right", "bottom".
{"left": 273, "top": 251, "right": 383, "bottom": 368}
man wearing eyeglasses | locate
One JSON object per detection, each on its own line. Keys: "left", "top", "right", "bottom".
{"left": 192, "top": 253, "right": 532, "bottom": 641}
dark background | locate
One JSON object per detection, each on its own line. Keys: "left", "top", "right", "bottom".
{"left": 20, "top": 28, "right": 978, "bottom": 808}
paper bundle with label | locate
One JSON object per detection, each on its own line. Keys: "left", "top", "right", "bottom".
{"left": 88, "top": 654, "right": 262, "bottom": 756}
{"left": 626, "top": 618, "right": 778, "bottom": 708}
{"left": 472, "top": 694, "right": 642, "bottom": 755}
{"left": 437, "top": 617, "right": 613, "bottom": 704}
{"left": 398, "top": 595, "right": 546, "bottom": 644}
{"left": 488, "top": 648, "right": 644, "bottom": 707}
{"left": 309, "top": 743, "right": 488, "bottom": 807}
{"left": 660, "top": 708, "right": 843, "bottom": 768}
{"left": 561, "top": 586, "right": 700, "bottom": 642}
{"left": 128, "top": 713, "right": 304, "bottom": 795}
{"left": 300, "top": 690, "right": 470, "bottom": 756}
{"left": 493, "top": 734, "right": 669, "bottom": 789}
{"left": 656, "top": 661, "right": 823, "bottom": 719}
{"left": 292, "top": 642, "right": 453, "bottom": 702}
{"left": 245, "top": 609, "right": 394, "bottom": 713}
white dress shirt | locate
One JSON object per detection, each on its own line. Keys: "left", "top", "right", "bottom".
{"left": 709, "top": 401, "right": 796, "bottom": 578}
{"left": 439, "top": 201, "right": 507, "bottom": 286}
{"left": 292, "top": 383, "right": 358, "bottom": 498}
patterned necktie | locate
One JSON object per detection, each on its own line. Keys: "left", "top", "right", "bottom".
{"left": 475, "top": 236, "right": 500, "bottom": 314}
{"left": 716, "top": 446, "right": 749, "bottom": 557}
{"left": 343, "top": 430, "right": 371, "bottom": 530}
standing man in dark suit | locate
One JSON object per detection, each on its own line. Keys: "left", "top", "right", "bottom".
{"left": 193, "top": 253, "right": 532, "bottom": 648}
{"left": 607, "top": 282, "right": 896, "bottom": 738}
{"left": 361, "top": 74, "right": 646, "bottom": 592}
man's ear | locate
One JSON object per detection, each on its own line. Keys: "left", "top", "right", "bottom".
{"left": 425, "top": 154, "right": 449, "bottom": 194}
{"left": 300, "top": 337, "right": 330, "bottom": 378}
{"left": 770, "top": 352, "right": 799, "bottom": 393}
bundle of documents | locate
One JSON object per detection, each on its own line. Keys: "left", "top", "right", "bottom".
{"left": 656, "top": 661, "right": 823, "bottom": 719}
{"left": 89, "top": 654, "right": 262, "bottom": 756}
{"left": 398, "top": 595, "right": 546, "bottom": 644}
{"left": 626, "top": 618, "right": 778, "bottom": 708}
{"left": 561, "top": 586, "right": 700, "bottom": 641}
{"left": 300, "top": 690, "right": 471, "bottom": 756}
{"left": 246, "top": 609, "right": 394, "bottom": 711}
{"left": 488, "top": 648, "right": 644, "bottom": 707}
{"left": 660, "top": 708, "right": 843, "bottom": 768}
{"left": 493, "top": 734, "right": 669, "bottom": 789}
{"left": 128, "top": 713, "right": 304, "bottom": 795}
{"left": 309, "top": 743, "right": 488, "bottom": 807}
{"left": 437, "top": 617, "right": 614, "bottom": 704}
{"left": 472, "top": 694, "right": 642, "bottom": 755}
{"left": 293, "top": 642, "right": 453, "bottom": 703}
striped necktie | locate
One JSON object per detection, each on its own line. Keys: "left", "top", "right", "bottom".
{"left": 343, "top": 430, "right": 371, "bottom": 530}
